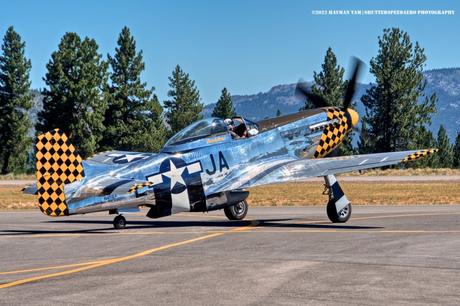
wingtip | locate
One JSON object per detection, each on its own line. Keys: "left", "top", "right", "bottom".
{"left": 402, "top": 148, "right": 438, "bottom": 162}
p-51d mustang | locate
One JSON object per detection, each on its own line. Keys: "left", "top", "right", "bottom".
{"left": 25, "top": 59, "right": 437, "bottom": 229}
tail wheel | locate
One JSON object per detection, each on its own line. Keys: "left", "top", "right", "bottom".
{"left": 224, "top": 200, "right": 248, "bottom": 220}
{"left": 113, "top": 215, "right": 126, "bottom": 229}
{"left": 327, "top": 200, "right": 352, "bottom": 223}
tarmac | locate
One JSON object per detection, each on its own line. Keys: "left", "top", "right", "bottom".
{"left": 0, "top": 206, "right": 459, "bottom": 305}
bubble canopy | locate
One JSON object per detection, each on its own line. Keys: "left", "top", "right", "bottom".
{"left": 165, "top": 118, "right": 228, "bottom": 146}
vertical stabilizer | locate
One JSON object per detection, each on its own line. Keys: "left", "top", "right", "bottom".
{"left": 35, "top": 129, "right": 85, "bottom": 216}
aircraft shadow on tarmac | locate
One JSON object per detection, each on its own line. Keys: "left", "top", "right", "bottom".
{"left": 0, "top": 218, "right": 382, "bottom": 236}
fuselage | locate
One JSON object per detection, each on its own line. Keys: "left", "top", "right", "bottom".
{"left": 63, "top": 107, "right": 356, "bottom": 217}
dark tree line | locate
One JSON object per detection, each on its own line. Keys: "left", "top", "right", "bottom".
{"left": 0, "top": 25, "right": 238, "bottom": 174}
{"left": 0, "top": 26, "right": 211, "bottom": 173}
{"left": 0, "top": 27, "right": 33, "bottom": 174}
{"left": 37, "top": 28, "right": 205, "bottom": 158}
{"left": 0, "top": 26, "right": 458, "bottom": 174}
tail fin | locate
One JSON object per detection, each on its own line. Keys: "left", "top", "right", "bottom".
{"left": 35, "top": 129, "right": 85, "bottom": 216}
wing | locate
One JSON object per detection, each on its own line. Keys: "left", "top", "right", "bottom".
{"left": 83, "top": 150, "right": 158, "bottom": 179}
{"left": 236, "top": 149, "right": 437, "bottom": 189}
{"left": 86, "top": 150, "right": 156, "bottom": 166}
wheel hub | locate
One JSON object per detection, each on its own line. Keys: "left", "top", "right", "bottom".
{"left": 234, "top": 202, "right": 245, "bottom": 215}
{"left": 338, "top": 205, "right": 349, "bottom": 217}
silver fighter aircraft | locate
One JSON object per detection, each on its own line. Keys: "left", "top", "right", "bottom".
{"left": 25, "top": 60, "right": 437, "bottom": 229}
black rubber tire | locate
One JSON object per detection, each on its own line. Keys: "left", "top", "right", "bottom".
{"left": 113, "top": 215, "right": 126, "bottom": 229}
{"left": 224, "top": 200, "right": 248, "bottom": 220}
{"left": 326, "top": 200, "right": 352, "bottom": 223}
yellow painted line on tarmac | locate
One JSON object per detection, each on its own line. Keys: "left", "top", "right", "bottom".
{"left": 0, "top": 259, "right": 113, "bottom": 275}
{"left": 250, "top": 229, "right": 460, "bottom": 234}
{"left": 1, "top": 231, "right": 205, "bottom": 238}
{"left": 0, "top": 220, "right": 259, "bottom": 289}
{"left": 291, "top": 220, "right": 330, "bottom": 225}
{"left": 4, "top": 228, "right": 457, "bottom": 240}
{"left": 178, "top": 213, "right": 227, "bottom": 219}
{"left": 378, "top": 230, "right": 460, "bottom": 233}
{"left": 3, "top": 212, "right": 460, "bottom": 238}
{"left": 1, "top": 228, "right": 259, "bottom": 239}
{"left": 294, "top": 212, "right": 460, "bottom": 225}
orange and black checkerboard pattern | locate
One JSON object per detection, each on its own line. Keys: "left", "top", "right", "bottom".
{"left": 314, "top": 108, "right": 351, "bottom": 158}
{"left": 402, "top": 149, "right": 438, "bottom": 162}
{"left": 35, "top": 129, "right": 85, "bottom": 216}
{"left": 129, "top": 181, "right": 154, "bottom": 193}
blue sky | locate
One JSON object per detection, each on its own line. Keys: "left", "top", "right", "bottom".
{"left": 1, "top": 0, "right": 458, "bottom": 104}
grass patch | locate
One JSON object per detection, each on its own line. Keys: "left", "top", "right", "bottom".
{"left": 0, "top": 187, "right": 36, "bottom": 209}
{"left": 340, "top": 168, "right": 460, "bottom": 176}
{"left": 248, "top": 181, "right": 460, "bottom": 206}
{"left": 0, "top": 174, "right": 35, "bottom": 180}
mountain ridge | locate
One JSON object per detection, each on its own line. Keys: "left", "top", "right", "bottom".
{"left": 203, "top": 68, "right": 460, "bottom": 142}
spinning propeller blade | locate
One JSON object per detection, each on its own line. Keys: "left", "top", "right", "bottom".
{"left": 295, "top": 80, "right": 329, "bottom": 108}
{"left": 343, "top": 57, "right": 364, "bottom": 109}
{"left": 295, "top": 57, "right": 364, "bottom": 110}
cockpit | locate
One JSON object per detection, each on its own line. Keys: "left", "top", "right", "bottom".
{"left": 225, "top": 117, "right": 259, "bottom": 139}
{"left": 164, "top": 117, "right": 259, "bottom": 147}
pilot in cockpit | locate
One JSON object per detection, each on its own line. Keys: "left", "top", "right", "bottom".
{"left": 224, "top": 117, "right": 259, "bottom": 139}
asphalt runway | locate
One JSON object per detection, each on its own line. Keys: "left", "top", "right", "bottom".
{"left": 1, "top": 206, "right": 460, "bottom": 305}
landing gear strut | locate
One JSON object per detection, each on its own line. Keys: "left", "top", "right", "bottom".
{"left": 113, "top": 215, "right": 126, "bottom": 229}
{"left": 324, "top": 175, "right": 352, "bottom": 223}
{"left": 224, "top": 200, "right": 248, "bottom": 220}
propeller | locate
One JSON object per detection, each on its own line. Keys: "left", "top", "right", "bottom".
{"left": 294, "top": 81, "right": 329, "bottom": 108}
{"left": 343, "top": 57, "right": 364, "bottom": 109}
{"left": 295, "top": 57, "right": 364, "bottom": 110}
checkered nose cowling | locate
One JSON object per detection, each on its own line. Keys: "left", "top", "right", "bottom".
{"left": 35, "top": 129, "right": 85, "bottom": 217}
{"left": 314, "top": 108, "right": 353, "bottom": 158}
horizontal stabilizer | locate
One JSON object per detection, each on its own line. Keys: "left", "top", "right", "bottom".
{"left": 86, "top": 150, "right": 155, "bottom": 166}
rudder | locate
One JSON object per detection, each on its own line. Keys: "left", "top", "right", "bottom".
{"left": 35, "top": 129, "right": 85, "bottom": 216}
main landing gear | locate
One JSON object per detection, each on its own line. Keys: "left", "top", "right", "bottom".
{"left": 224, "top": 200, "right": 249, "bottom": 220}
{"left": 324, "top": 175, "right": 352, "bottom": 223}
{"left": 113, "top": 215, "right": 126, "bottom": 229}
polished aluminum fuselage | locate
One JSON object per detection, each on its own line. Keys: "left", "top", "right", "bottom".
{"left": 65, "top": 110, "right": 329, "bottom": 215}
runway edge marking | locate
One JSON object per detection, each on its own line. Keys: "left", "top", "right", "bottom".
{"left": 0, "top": 220, "right": 259, "bottom": 289}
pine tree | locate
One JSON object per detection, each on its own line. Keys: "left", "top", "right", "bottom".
{"left": 164, "top": 65, "right": 203, "bottom": 135}
{"left": 303, "top": 47, "right": 346, "bottom": 110}
{"left": 0, "top": 27, "right": 33, "bottom": 174}
{"left": 360, "top": 28, "right": 436, "bottom": 154}
{"left": 303, "top": 47, "right": 353, "bottom": 155}
{"left": 435, "top": 125, "right": 453, "bottom": 168}
{"left": 102, "top": 27, "right": 166, "bottom": 152}
{"left": 37, "top": 33, "right": 108, "bottom": 158}
{"left": 408, "top": 127, "right": 437, "bottom": 168}
{"left": 453, "top": 133, "right": 460, "bottom": 168}
{"left": 357, "top": 119, "right": 373, "bottom": 154}
{"left": 276, "top": 109, "right": 282, "bottom": 117}
{"left": 212, "top": 87, "right": 235, "bottom": 119}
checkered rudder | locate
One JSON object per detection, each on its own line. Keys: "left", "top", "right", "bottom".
{"left": 35, "top": 129, "right": 85, "bottom": 216}
{"left": 314, "top": 108, "right": 351, "bottom": 158}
